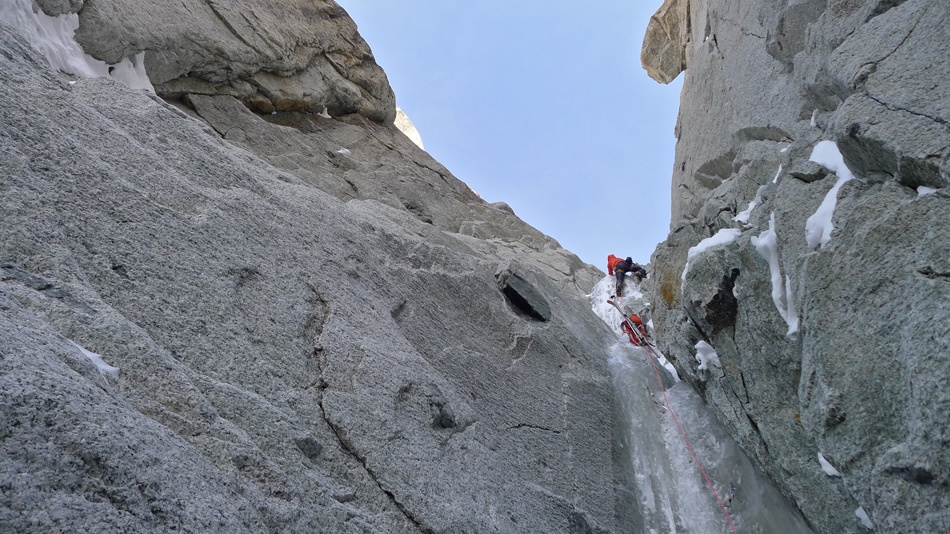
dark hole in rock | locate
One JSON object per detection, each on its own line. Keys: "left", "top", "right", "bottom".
{"left": 890, "top": 466, "right": 936, "bottom": 485}
{"left": 500, "top": 274, "right": 550, "bottom": 322}
{"left": 705, "top": 268, "right": 740, "bottom": 335}
{"left": 425, "top": 384, "right": 457, "bottom": 429}
{"left": 294, "top": 436, "right": 323, "bottom": 460}
{"left": 569, "top": 511, "right": 594, "bottom": 534}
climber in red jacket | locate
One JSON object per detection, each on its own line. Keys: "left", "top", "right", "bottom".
{"left": 607, "top": 254, "right": 647, "bottom": 297}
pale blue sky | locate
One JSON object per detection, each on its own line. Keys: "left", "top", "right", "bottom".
{"left": 337, "top": 1, "right": 682, "bottom": 269}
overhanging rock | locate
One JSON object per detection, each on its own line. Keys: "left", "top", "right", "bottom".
{"left": 71, "top": 0, "right": 396, "bottom": 122}
{"left": 498, "top": 271, "right": 552, "bottom": 322}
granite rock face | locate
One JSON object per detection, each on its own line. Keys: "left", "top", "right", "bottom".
{"left": 34, "top": 0, "right": 83, "bottom": 16}
{"left": 173, "top": 89, "right": 598, "bottom": 296}
{"left": 394, "top": 106, "right": 424, "bottom": 150}
{"left": 0, "top": 18, "right": 620, "bottom": 534}
{"left": 67, "top": 0, "right": 395, "bottom": 122}
{"left": 643, "top": 0, "right": 950, "bottom": 532}
{"left": 640, "top": 0, "right": 689, "bottom": 84}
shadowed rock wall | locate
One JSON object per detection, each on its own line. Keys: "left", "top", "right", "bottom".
{"left": 642, "top": 0, "right": 949, "bottom": 532}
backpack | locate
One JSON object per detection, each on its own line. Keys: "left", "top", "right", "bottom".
{"left": 622, "top": 314, "right": 647, "bottom": 345}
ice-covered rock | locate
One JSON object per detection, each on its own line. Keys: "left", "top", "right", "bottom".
{"left": 643, "top": 0, "right": 950, "bottom": 532}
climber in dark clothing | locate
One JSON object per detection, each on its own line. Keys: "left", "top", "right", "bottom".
{"left": 607, "top": 255, "right": 647, "bottom": 297}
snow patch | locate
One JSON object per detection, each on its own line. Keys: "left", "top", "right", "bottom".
{"left": 805, "top": 177, "right": 850, "bottom": 249}
{"left": 751, "top": 213, "right": 799, "bottom": 336}
{"left": 734, "top": 186, "right": 764, "bottom": 224}
{"left": 917, "top": 186, "right": 937, "bottom": 197}
{"left": 810, "top": 109, "right": 818, "bottom": 127}
{"left": 337, "top": 148, "right": 351, "bottom": 155}
{"left": 652, "top": 347, "right": 679, "bottom": 381}
{"left": 784, "top": 274, "right": 799, "bottom": 335}
{"left": 694, "top": 341, "right": 720, "bottom": 371}
{"left": 805, "top": 141, "right": 857, "bottom": 249}
{"left": 818, "top": 453, "right": 841, "bottom": 477}
{"left": 589, "top": 276, "right": 644, "bottom": 326}
{"left": 0, "top": 0, "right": 154, "bottom": 91}
{"left": 809, "top": 140, "right": 855, "bottom": 181}
{"left": 780, "top": 145, "right": 790, "bottom": 153}
{"left": 855, "top": 506, "right": 874, "bottom": 530}
{"left": 681, "top": 228, "right": 741, "bottom": 282}
{"left": 734, "top": 165, "right": 782, "bottom": 225}
{"left": 68, "top": 340, "right": 119, "bottom": 378}
{"left": 318, "top": 107, "right": 331, "bottom": 119}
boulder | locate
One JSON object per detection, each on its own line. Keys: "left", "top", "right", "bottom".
{"left": 641, "top": 0, "right": 690, "bottom": 84}
{"left": 35, "top": 0, "right": 83, "bottom": 16}
{"left": 828, "top": 0, "right": 950, "bottom": 188}
{"left": 73, "top": 0, "right": 396, "bottom": 122}
{"left": 765, "top": 0, "right": 827, "bottom": 69}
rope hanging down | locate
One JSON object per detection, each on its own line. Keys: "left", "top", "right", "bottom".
{"left": 611, "top": 296, "right": 739, "bottom": 534}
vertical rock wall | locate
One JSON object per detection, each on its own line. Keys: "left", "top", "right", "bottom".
{"left": 642, "top": 0, "right": 949, "bottom": 532}
{"left": 0, "top": 4, "right": 622, "bottom": 532}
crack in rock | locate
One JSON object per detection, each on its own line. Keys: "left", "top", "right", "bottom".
{"left": 506, "top": 423, "right": 562, "bottom": 434}
{"left": 317, "top": 399, "right": 433, "bottom": 533}
{"left": 206, "top": 3, "right": 268, "bottom": 58}
{"left": 867, "top": 94, "right": 948, "bottom": 126}
{"left": 718, "top": 14, "right": 766, "bottom": 40}
{"left": 1, "top": 263, "right": 96, "bottom": 314}
{"left": 918, "top": 266, "right": 950, "bottom": 280}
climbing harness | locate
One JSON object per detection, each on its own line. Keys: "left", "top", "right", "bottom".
{"left": 724, "top": 482, "right": 737, "bottom": 508}
{"left": 607, "top": 295, "right": 739, "bottom": 534}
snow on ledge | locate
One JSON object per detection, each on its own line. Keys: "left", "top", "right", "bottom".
{"left": 818, "top": 453, "right": 842, "bottom": 477}
{"left": 917, "top": 186, "right": 938, "bottom": 197}
{"left": 0, "top": 0, "right": 154, "bottom": 91}
{"left": 855, "top": 506, "right": 874, "bottom": 530}
{"left": 772, "top": 164, "right": 782, "bottom": 184}
{"left": 784, "top": 274, "right": 799, "bottom": 335}
{"left": 734, "top": 185, "right": 765, "bottom": 224}
{"left": 694, "top": 340, "right": 720, "bottom": 371}
{"left": 68, "top": 339, "right": 119, "bottom": 378}
{"left": 681, "top": 228, "right": 742, "bottom": 282}
{"left": 734, "top": 165, "right": 783, "bottom": 225}
{"left": 805, "top": 141, "right": 856, "bottom": 249}
{"left": 751, "top": 213, "right": 799, "bottom": 336}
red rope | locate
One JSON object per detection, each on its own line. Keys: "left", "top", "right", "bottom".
{"left": 614, "top": 296, "right": 739, "bottom": 534}
{"left": 643, "top": 340, "right": 739, "bottom": 534}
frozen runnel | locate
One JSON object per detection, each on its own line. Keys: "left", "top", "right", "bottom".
{"left": 589, "top": 277, "right": 813, "bottom": 532}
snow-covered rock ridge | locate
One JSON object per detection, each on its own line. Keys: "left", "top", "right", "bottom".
{"left": 643, "top": 0, "right": 949, "bottom": 532}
